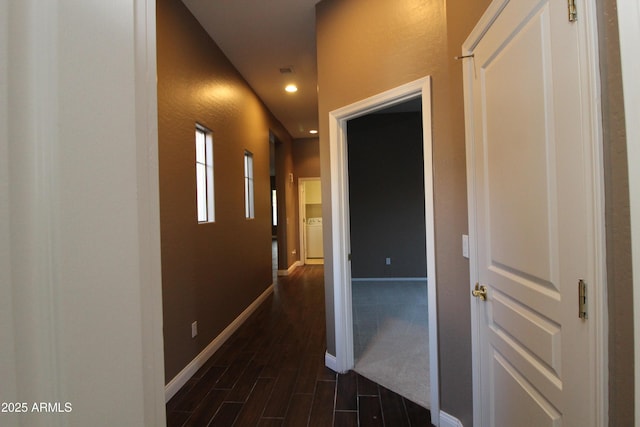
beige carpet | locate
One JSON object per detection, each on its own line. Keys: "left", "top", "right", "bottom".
{"left": 352, "top": 280, "right": 430, "bottom": 409}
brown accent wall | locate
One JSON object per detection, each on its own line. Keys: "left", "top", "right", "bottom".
{"left": 156, "top": 0, "right": 295, "bottom": 381}
{"left": 293, "top": 138, "right": 321, "bottom": 179}
{"left": 316, "top": 0, "right": 490, "bottom": 424}
{"left": 598, "top": 0, "right": 635, "bottom": 424}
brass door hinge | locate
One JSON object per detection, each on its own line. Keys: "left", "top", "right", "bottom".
{"left": 568, "top": 0, "right": 577, "bottom": 22}
{"left": 578, "top": 279, "right": 587, "bottom": 319}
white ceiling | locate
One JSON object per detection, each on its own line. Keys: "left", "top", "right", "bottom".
{"left": 182, "top": 0, "right": 320, "bottom": 140}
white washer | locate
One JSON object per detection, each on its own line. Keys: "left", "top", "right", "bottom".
{"left": 305, "top": 217, "right": 323, "bottom": 258}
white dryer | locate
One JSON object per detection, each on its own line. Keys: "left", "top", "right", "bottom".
{"left": 305, "top": 217, "right": 323, "bottom": 259}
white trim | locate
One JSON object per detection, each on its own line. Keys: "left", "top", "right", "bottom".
{"left": 298, "top": 179, "right": 308, "bottom": 263}
{"left": 351, "top": 277, "right": 428, "bottom": 282}
{"left": 328, "top": 77, "right": 439, "bottom": 426}
{"left": 616, "top": 1, "right": 640, "bottom": 424}
{"left": 463, "top": 0, "right": 509, "bottom": 52}
{"left": 578, "top": 3, "right": 608, "bottom": 424}
{"left": 461, "top": 26, "right": 482, "bottom": 427}
{"left": 439, "top": 410, "right": 464, "bottom": 427}
{"left": 462, "top": 0, "right": 607, "bottom": 425}
{"left": 277, "top": 261, "right": 302, "bottom": 276}
{"left": 164, "top": 284, "right": 274, "bottom": 401}
{"left": 135, "top": 0, "right": 166, "bottom": 423}
{"left": 324, "top": 352, "right": 338, "bottom": 372}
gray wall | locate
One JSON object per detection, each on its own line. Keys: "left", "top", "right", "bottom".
{"left": 347, "top": 113, "right": 427, "bottom": 278}
{"left": 316, "top": 0, "right": 489, "bottom": 424}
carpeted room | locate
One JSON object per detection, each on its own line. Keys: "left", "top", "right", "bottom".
{"left": 347, "top": 107, "right": 431, "bottom": 409}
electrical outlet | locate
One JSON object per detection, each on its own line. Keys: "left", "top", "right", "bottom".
{"left": 385, "top": 257, "right": 391, "bottom": 265}
{"left": 191, "top": 321, "right": 198, "bottom": 338}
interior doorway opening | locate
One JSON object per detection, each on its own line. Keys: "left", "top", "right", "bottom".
{"left": 328, "top": 77, "right": 439, "bottom": 424}
{"left": 299, "top": 177, "right": 324, "bottom": 265}
{"left": 347, "top": 99, "right": 429, "bottom": 407}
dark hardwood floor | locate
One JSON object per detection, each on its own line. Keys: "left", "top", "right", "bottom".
{"left": 166, "top": 265, "right": 434, "bottom": 426}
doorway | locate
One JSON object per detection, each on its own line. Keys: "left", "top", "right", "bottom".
{"left": 328, "top": 77, "right": 439, "bottom": 423}
{"left": 298, "top": 178, "right": 324, "bottom": 265}
{"left": 347, "top": 101, "right": 429, "bottom": 408}
{"left": 270, "top": 131, "right": 292, "bottom": 278}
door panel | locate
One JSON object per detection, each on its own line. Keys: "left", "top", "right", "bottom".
{"left": 493, "top": 353, "right": 561, "bottom": 427}
{"left": 468, "top": 0, "right": 595, "bottom": 425}
{"left": 491, "top": 291, "right": 561, "bottom": 375}
{"left": 484, "top": 6, "right": 557, "bottom": 287}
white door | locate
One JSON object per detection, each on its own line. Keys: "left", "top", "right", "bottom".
{"left": 464, "top": 0, "right": 602, "bottom": 425}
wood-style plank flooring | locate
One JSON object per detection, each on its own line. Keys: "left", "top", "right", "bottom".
{"left": 166, "top": 265, "right": 434, "bottom": 426}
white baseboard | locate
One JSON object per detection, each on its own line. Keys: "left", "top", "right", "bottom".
{"left": 164, "top": 284, "right": 274, "bottom": 402}
{"left": 277, "top": 261, "right": 302, "bottom": 276}
{"left": 440, "top": 410, "right": 463, "bottom": 427}
{"left": 351, "top": 277, "right": 428, "bottom": 282}
{"left": 324, "top": 352, "right": 338, "bottom": 372}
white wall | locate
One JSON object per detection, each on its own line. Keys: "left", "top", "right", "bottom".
{"left": 1, "top": 1, "right": 165, "bottom": 426}
{"left": 616, "top": 1, "right": 640, "bottom": 425}
{"left": 0, "top": 1, "right": 18, "bottom": 425}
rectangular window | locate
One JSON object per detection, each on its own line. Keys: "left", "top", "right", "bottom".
{"left": 244, "top": 151, "right": 255, "bottom": 219}
{"left": 271, "top": 189, "right": 277, "bottom": 226}
{"left": 196, "top": 125, "right": 215, "bottom": 222}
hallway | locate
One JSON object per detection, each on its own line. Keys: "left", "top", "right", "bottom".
{"left": 166, "top": 266, "right": 433, "bottom": 426}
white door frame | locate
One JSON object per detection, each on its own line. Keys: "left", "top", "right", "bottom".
{"left": 328, "top": 77, "right": 439, "bottom": 424}
{"left": 616, "top": 1, "right": 640, "bottom": 423}
{"left": 462, "top": 0, "right": 607, "bottom": 425}
{"left": 298, "top": 177, "right": 322, "bottom": 264}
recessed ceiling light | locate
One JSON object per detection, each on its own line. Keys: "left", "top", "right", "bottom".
{"left": 309, "top": 130, "right": 318, "bottom": 134}
{"left": 285, "top": 84, "right": 298, "bottom": 93}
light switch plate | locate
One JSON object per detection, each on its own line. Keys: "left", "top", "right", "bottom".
{"left": 462, "top": 234, "right": 469, "bottom": 259}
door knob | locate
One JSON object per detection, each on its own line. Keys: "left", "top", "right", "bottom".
{"left": 472, "top": 283, "right": 488, "bottom": 301}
